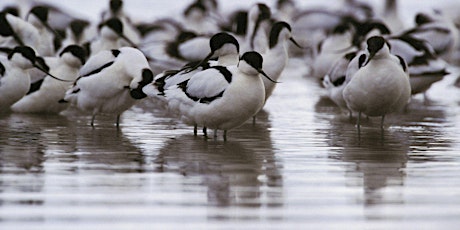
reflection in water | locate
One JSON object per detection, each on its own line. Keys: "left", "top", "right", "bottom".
{"left": 154, "top": 110, "right": 283, "bottom": 210}
{"left": 0, "top": 113, "right": 73, "bottom": 209}
{"left": 71, "top": 126, "right": 145, "bottom": 173}
{"left": 318, "top": 90, "right": 455, "bottom": 221}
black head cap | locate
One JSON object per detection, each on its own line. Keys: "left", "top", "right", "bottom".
{"left": 210, "top": 32, "right": 239, "bottom": 52}
{"left": 184, "top": 1, "right": 206, "bottom": 16}
{"left": 269, "top": 21, "right": 291, "bottom": 48}
{"left": 110, "top": 0, "right": 123, "bottom": 13}
{"left": 29, "top": 6, "right": 49, "bottom": 22}
{"left": 60, "top": 45, "right": 88, "bottom": 65}
{"left": 8, "top": 46, "right": 36, "bottom": 63}
{"left": 415, "top": 13, "right": 433, "bottom": 25}
{"left": 240, "top": 51, "right": 263, "bottom": 70}
{"left": 70, "top": 19, "right": 90, "bottom": 40}
{"left": 2, "top": 6, "right": 19, "bottom": 17}
{"left": 101, "top": 18, "right": 123, "bottom": 34}
{"left": 366, "top": 36, "right": 385, "bottom": 54}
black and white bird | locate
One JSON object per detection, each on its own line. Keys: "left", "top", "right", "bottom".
{"left": 322, "top": 51, "right": 358, "bottom": 116}
{"left": 143, "top": 32, "right": 240, "bottom": 99}
{"left": 88, "top": 17, "right": 138, "bottom": 56}
{"left": 343, "top": 36, "right": 411, "bottom": 129}
{"left": 387, "top": 34, "right": 449, "bottom": 99}
{"left": 260, "top": 21, "right": 301, "bottom": 103}
{"left": 63, "top": 47, "right": 153, "bottom": 127}
{"left": 143, "top": 32, "right": 240, "bottom": 135}
{"left": 11, "top": 45, "right": 87, "bottom": 114}
{"left": 0, "top": 46, "right": 58, "bottom": 111}
{"left": 401, "top": 10, "right": 459, "bottom": 60}
{"left": 162, "top": 51, "right": 277, "bottom": 139}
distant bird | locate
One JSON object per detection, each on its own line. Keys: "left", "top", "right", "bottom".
{"left": 311, "top": 23, "right": 356, "bottom": 80}
{"left": 100, "top": 0, "right": 141, "bottom": 46}
{"left": 261, "top": 21, "right": 302, "bottom": 103}
{"left": 63, "top": 47, "right": 153, "bottom": 127}
{"left": 387, "top": 34, "right": 449, "bottom": 100}
{"left": 0, "top": 12, "right": 42, "bottom": 53}
{"left": 242, "top": 3, "right": 272, "bottom": 53}
{"left": 343, "top": 36, "right": 411, "bottom": 129}
{"left": 59, "top": 19, "right": 94, "bottom": 50}
{"left": 402, "top": 10, "right": 459, "bottom": 60}
{"left": 25, "top": 6, "right": 62, "bottom": 56}
{"left": 0, "top": 46, "right": 57, "bottom": 111}
{"left": 322, "top": 51, "right": 357, "bottom": 116}
{"left": 89, "top": 17, "right": 137, "bottom": 55}
{"left": 162, "top": 51, "right": 277, "bottom": 139}
{"left": 11, "top": 45, "right": 87, "bottom": 113}
{"left": 180, "top": 0, "right": 219, "bottom": 35}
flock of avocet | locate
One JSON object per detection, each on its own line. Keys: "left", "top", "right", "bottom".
{"left": 1, "top": 0, "right": 459, "bottom": 139}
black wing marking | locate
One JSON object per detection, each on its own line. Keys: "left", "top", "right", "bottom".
{"left": 26, "top": 78, "right": 44, "bottom": 95}
{"left": 396, "top": 55, "right": 407, "bottom": 72}
{"left": 81, "top": 61, "right": 114, "bottom": 77}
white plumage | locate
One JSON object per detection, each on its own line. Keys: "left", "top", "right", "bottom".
{"left": 343, "top": 36, "right": 411, "bottom": 128}
{"left": 0, "top": 46, "right": 53, "bottom": 111}
{"left": 163, "top": 51, "right": 274, "bottom": 139}
{"left": 11, "top": 45, "right": 87, "bottom": 113}
{"left": 63, "top": 47, "right": 153, "bottom": 126}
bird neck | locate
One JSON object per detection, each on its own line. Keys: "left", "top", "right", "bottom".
{"left": 217, "top": 53, "right": 239, "bottom": 66}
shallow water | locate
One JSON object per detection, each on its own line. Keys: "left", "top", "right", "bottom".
{"left": 1, "top": 59, "right": 460, "bottom": 229}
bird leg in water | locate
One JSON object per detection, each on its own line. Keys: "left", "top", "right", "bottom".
{"left": 203, "top": 127, "right": 207, "bottom": 137}
{"left": 380, "top": 115, "right": 385, "bottom": 130}
{"left": 116, "top": 114, "right": 121, "bottom": 128}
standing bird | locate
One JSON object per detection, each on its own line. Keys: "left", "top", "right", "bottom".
{"left": 143, "top": 32, "right": 240, "bottom": 135}
{"left": 0, "top": 46, "right": 58, "bottom": 112}
{"left": 343, "top": 36, "right": 411, "bottom": 129}
{"left": 163, "top": 51, "right": 277, "bottom": 139}
{"left": 63, "top": 47, "right": 153, "bottom": 127}
{"left": 11, "top": 45, "right": 87, "bottom": 113}
{"left": 144, "top": 32, "right": 240, "bottom": 99}
{"left": 260, "top": 21, "right": 302, "bottom": 104}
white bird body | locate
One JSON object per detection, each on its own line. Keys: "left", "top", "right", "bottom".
{"left": 0, "top": 56, "right": 31, "bottom": 110}
{"left": 162, "top": 51, "right": 269, "bottom": 138}
{"left": 0, "top": 46, "right": 53, "bottom": 111}
{"left": 343, "top": 36, "right": 411, "bottom": 127}
{"left": 143, "top": 32, "right": 240, "bottom": 106}
{"left": 261, "top": 22, "right": 302, "bottom": 103}
{"left": 64, "top": 47, "right": 153, "bottom": 126}
{"left": 11, "top": 45, "right": 87, "bottom": 113}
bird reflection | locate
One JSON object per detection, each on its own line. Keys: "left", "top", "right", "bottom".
{"left": 320, "top": 92, "right": 453, "bottom": 220}
{"left": 154, "top": 110, "right": 283, "bottom": 208}
{"left": 71, "top": 125, "right": 145, "bottom": 173}
{"left": 0, "top": 113, "right": 74, "bottom": 207}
